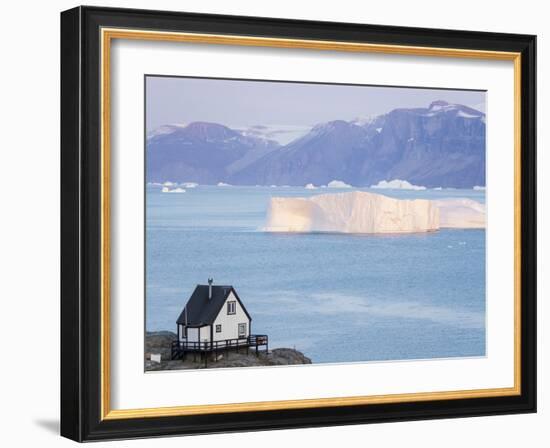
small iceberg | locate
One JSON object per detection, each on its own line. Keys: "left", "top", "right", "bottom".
{"left": 163, "top": 181, "right": 177, "bottom": 187}
{"left": 473, "top": 185, "right": 486, "bottom": 191}
{"left": 162, "top": 187, "right": 186, "bottom": 193}
{"left": 327, "top": 180, "right": 352, "bottom": 188}
{"left": 217, "top": 182, "right": 232, "bottom": 187}
{"left": 371, "top": 179, "right": 426, "bottom": 191}
{"left": 181, "top": 182, "right": 198, "bottom": 188}
{"left": 305, "top": 183, "right": 318, "bottom": 190}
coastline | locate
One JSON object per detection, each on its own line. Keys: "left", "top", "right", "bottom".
{"left": 145, "top": 331, "right": 312, "bottom": 371}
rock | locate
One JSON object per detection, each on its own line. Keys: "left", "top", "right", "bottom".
{"left": 265, "top": 348, "right": 312, "bottom": 365}
{"left": 145, "top": 331, "right": 176, "bottom": 361}
{"left": 144, "top": 331, "right": 311, "bottom": 371}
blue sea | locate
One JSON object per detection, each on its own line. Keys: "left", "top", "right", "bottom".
{"left": 146, "top": 186, "right": 486, "bottom": 364}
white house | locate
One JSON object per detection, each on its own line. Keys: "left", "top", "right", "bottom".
{"left": 176, "top": 279, "right": 252, "bottom": 344}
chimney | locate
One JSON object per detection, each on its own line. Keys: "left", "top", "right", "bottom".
{"left": 208, "top": 278, "right": 213, "bottom": 299}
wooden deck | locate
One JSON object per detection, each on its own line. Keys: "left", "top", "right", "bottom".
{"left": 171, "top": 334, "right": 268, "bottom": 366}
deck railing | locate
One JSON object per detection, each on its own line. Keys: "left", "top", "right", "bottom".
{"left": 171, "top": 334, "right": 268, "bottom": 360}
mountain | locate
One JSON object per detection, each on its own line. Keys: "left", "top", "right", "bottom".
{"left": 146, "top": 101, "right": 486, "bottom": 188}
{"left": 234, "top": 101, "right": 485, "bottom": 188}
{"left": 358, "top": 101, "right": 486, "bottom": 188}
{"left": 146, "top": 122, "right": 280, "bottom": 184}
{"left": 234, "top": 124, "right": 312, "bottom": 145}
{"left": 233, "top": 120, "right": 371, "bottom": 186}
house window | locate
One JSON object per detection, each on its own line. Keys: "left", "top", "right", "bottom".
{"left": 215, "top": 324, "right": 222, "bottom": 333}
{"left": 238, "top": 323, "right": 247, "bottom": 338}
{"left": 227, "top": 301, "right": 236, "bottom": 315}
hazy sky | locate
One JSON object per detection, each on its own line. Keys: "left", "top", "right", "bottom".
{"left": 146, "top": 76, "right": 485, "bottom": 133}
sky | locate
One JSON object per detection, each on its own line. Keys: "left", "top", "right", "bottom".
{"left": 146, "top": 75, "right": 486, "bottom": 137}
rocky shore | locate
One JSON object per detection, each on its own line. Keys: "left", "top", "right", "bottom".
{"left": 145, "top": 331, "right": 312, "bottom": 371}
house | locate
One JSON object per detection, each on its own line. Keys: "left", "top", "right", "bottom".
{"left": 172, "top": 279, "right": 268, "bottom": 364}
{"left": 176, "top": 278, "right": 252, "bottom": 343}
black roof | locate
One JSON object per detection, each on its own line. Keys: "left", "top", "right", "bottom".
{"left": 176, "top": 285, "right": 251, "bottom": 326}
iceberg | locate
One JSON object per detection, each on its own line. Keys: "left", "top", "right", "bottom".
{"left": 305, "top": 183, "right": 317, "bottom": 190}
{"left": 181, "top": 182, "right": 198, "bottom": 188}
{"left": 217, "top": 182, "right": 232, "bottom": 187}
{"left": 473, "top": 185, "right": 486, "bottom": 191}
{"left": 434, "top": 198, "right": 485, "bottom": 229}
{"left": 371, "top": 179, "right": 426, "bottom": 190}
{"left": 162, "top": 187, "right": 186, "bottom": 193}
{"left": 327, "top": 180, "right": 352, "bottom": 188}
{"left": 264, "top": 191, "right": 485, "bottom": 234}
{"left": 264, "top": 191, "right": 439, "bottom": 234}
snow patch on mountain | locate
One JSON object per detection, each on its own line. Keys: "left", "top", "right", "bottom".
{"left": 351, "top": 115, "right": 377, "bottom": 126}
{"left": 422, "top": 101, "right": 484, "bottom": 119}
{"left": 146, "top": 124, "right": 187, "bottom": 139}
{"left": 457, "top": 110, "right": 481, "bottom": 119}
{"left": 429, "top": 100, "right": 457, "bottom": 112}
{"left": 235, "top": 124, "right": 312, "bottom": 145}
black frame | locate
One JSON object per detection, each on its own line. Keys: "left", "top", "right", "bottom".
{"left": 61, "top": 5, "right": 536, "bottom": 442}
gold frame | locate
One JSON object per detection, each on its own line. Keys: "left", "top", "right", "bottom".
{"left": 100, "top": 27, "right": 522, "bottom": 421}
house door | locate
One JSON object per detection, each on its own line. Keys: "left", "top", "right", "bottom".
{"left": 238, "top": 323, "right": 247, "bottom": 338}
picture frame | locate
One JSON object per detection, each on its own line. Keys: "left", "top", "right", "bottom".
{"left": 60, "top": 5, "right": 536, "bottom": 442}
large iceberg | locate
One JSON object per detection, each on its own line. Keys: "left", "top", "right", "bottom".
{"left": 264, "top": 191, "right": 485, "bottom": 234}
{"left": 265, "top": 191, "right": 439, "bottom": 234}
{"left": 435, "top": 198, "right": 485, "bottom": 229}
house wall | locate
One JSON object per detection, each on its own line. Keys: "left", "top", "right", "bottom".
{"left": 212, "top": 291, "right": 250, "bottom": 341}
{"left": 185, "top": 326, "right": 213, "bottom": 343}
{"left": 200, "top": 325, "right": 211, "bottom": 342}
{"left": 185, "top": 327, "right": 199, "bottom": 342}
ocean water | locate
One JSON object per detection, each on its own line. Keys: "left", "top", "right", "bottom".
{"left": 146, "top": 186, "right": 486, "bottom": 364}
